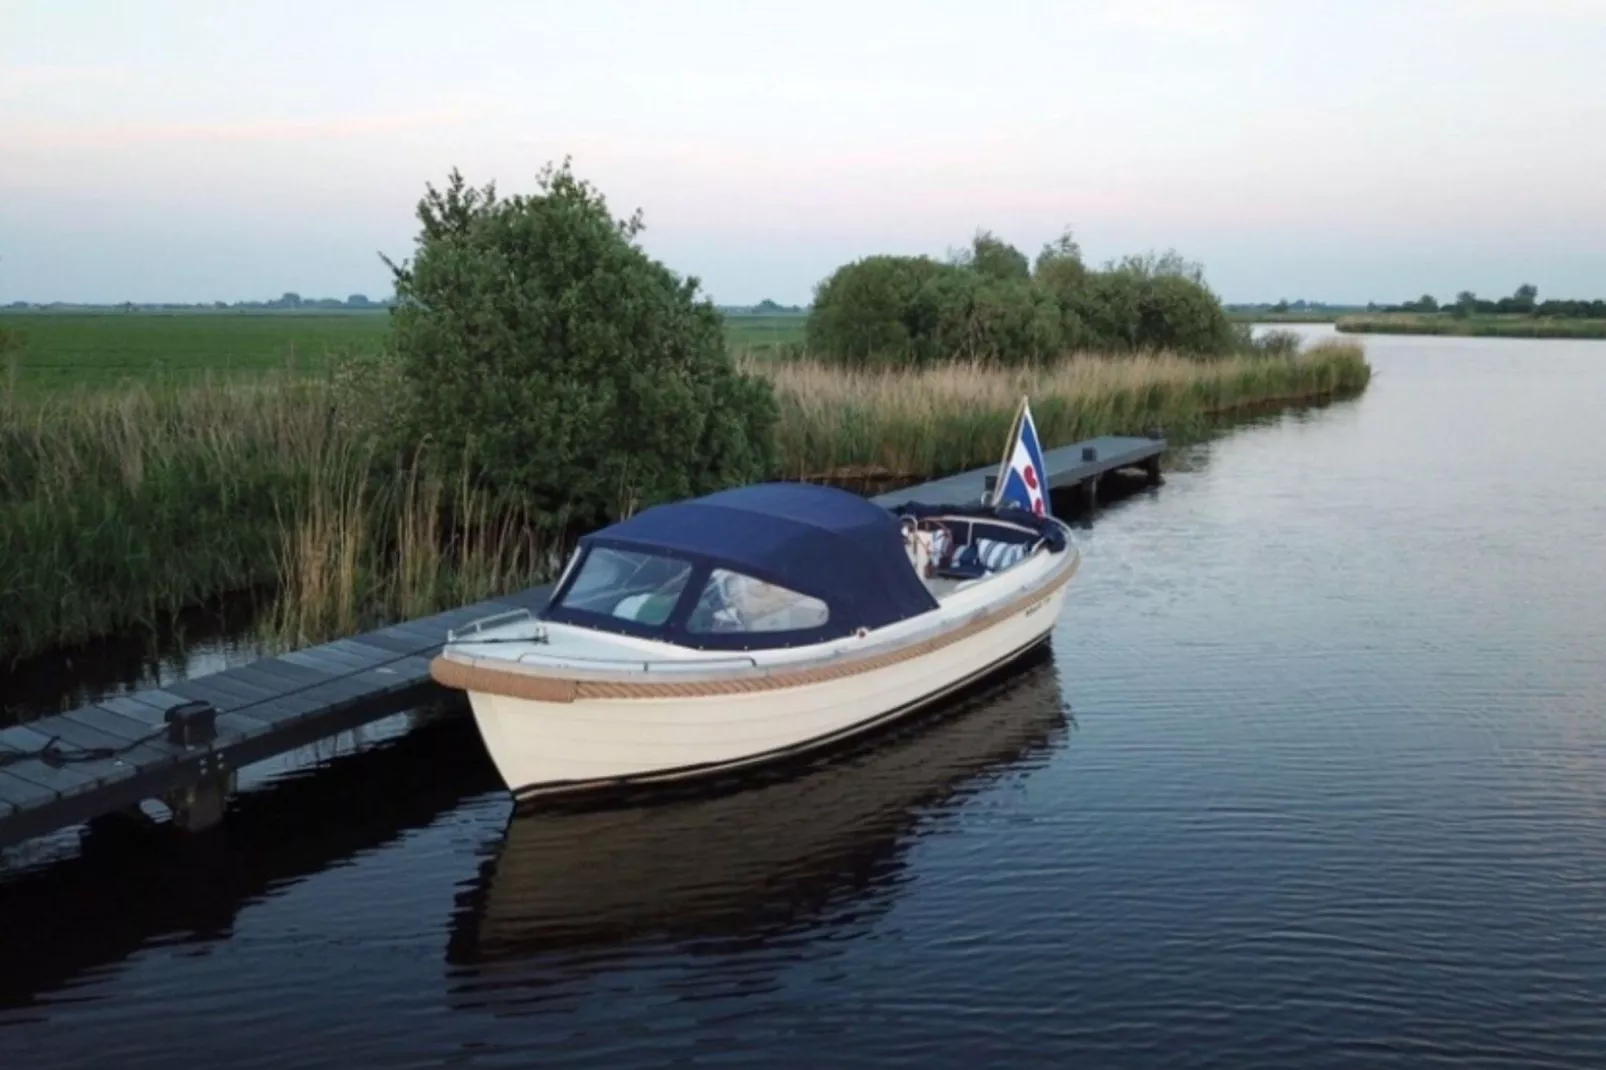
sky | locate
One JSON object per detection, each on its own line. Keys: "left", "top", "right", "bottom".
{"left": 2, "top": 0, "right": 1605, "bottom": 307}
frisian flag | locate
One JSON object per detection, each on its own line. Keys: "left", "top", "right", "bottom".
{"left": 990, "top": 396, "right": 1048, "bottom": 516}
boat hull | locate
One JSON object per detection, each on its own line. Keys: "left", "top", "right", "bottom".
{"left": 460, "top": 578, "right": 1071, "bottom": 802}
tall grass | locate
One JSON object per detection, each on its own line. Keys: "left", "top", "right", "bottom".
{"left": 261, "top": 441, "right": 558, "bottom": 648}
{"left": 753, "top": 339, "right": 1371, "bottom": 479}
{"left": 0, "top": 371, "right": 554, "bottom": 661}
{"left": 2, "top": 339, "right": 1369, "bottom": 662}
{"left": 1, "top": 373, "right": 332, "bottom": 659}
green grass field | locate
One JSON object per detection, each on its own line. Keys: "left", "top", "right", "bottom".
{"left": 0, "top": 310, "right": 811, "bottom": 393}
{"left": 0, "top": 312, "right": 390, "bottom": 392}
{"left": 721, "top": 313, "right": 807, "bottom": 354}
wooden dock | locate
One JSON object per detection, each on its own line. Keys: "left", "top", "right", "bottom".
{"left": 0, "top": 587, "right": 551, "bottom": 847}
{"left": 871, "top": 433, "right": 1164, "bottom": 512}
{"left": 0, "top": 432, "right": 1165, "bottom": 849}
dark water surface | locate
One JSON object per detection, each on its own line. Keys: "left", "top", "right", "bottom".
{"left": 6, "top": 330, "right": 1606, "bottom": 1068}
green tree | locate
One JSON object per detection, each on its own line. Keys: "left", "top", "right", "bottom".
{"left": 965, "top": 229, "right": 1030, "bottom": 282}
{"left": 807, "top": 231, "right": 1240, "bottom": 363}
{"left": 1033, "top": 228, "right": 1084, "bottom": 275}
{"left": 806, "top": 254, "right": 947, "bottom": 362}
{"left": 1454, "top": 290, "right": 1478, "bottom": 318}
{"left": 382, "top": 160, "right": 778, "bottom": 530}
{"left": 1513, "top": 283, "right": 1538, "bottom": 314}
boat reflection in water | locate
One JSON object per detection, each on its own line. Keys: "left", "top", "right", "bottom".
{"left": 445, "top": 644, "right": 1072, "bottom": 1006}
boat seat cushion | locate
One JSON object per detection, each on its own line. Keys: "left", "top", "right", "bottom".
{"left": 974, "top": 537, "right": 1027, "bottom": 570}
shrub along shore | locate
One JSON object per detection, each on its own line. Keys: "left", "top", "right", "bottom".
{"left": 1336, "top": 313, "right": 1606, "bottom": 339}
{"left": 0, "top": 338, "right": 1369, "bottom": 665}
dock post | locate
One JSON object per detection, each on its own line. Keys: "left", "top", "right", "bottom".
{"left": 1080, "top": 476, "right": 1099, "bottom": 514}
{"left": 1144, "top": 454, "right": 1163, "bottom": 486}
{"left": 164, "top": 770, "right": 236, "bottom": 834}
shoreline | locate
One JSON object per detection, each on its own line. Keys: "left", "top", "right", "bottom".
{"left": 1336, "top": 314, "right": 1606, "bottom": 339}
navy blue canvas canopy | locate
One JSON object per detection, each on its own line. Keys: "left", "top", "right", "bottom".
{"left": 541, "top": 482, "right": 940, "bottom": 647}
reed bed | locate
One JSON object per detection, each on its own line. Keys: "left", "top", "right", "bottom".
{"left": 261, "top": 440, "right": 559, "bottom": 649}
{"left": 0, "top": 372, "right": 553, "bottom": 661}
{"left": 1, "top": 373, "right": 332, "bottom": 659}
{"left": 2, "top": 339, "right": 1369, "bottom": 662}
{"left": 754, "top": 339, "right": 1371, "bottom": 479}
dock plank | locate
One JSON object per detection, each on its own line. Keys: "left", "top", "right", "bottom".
{"left": 2, "top": 753, "right": 119, "bottom": 799}
{"left": 128, "top": 688, "right": 204, "bottom": 716}
{"left": 26, "top": 713, "right": 136, "bottom": 757}
{"left": 61, "top": 705, "right": 167, "bottom": 745}
{"left": 279, "top": 646, "right": 380, "bottom": 676}
{"left": 349, "top": 629, "right": 437, "bottom": 656}
{"left": 230, "top": 691, "right": 338, "bottom": 727}
{"left": 94, "top": 696, "right": 170, "bottom": 728}
{"left": 233, "top": 657, "right": 338, "bottom": 690}
{"left": 0, "top": 771, "right": 55, "bottom": 813}
{"left": 322, "top": 637, "right": 408, "bottom": 666}
{"left": 378, "top": 622, "right": 454, "bottom": 648}
{"left": 167, "top": 673, "right": 282, "bottom": 710}
{"left": 225, "top": 664, "right": 333, "bottom": 701}
{"left": 56, "top": 711, "right": 176, "bottom": 769}
{"left": 0, "top": 724, "right": 60, "bottom": 757}
{"left": 167, "top": 671, "right": 285, "bottom": 709}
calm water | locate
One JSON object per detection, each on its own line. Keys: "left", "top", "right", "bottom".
{"left": 6, "top": 329, "right": 1606, "bottom": 1068}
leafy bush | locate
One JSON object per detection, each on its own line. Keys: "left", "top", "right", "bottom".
{"left": 382, "top": 160, "right": 779, "bottom": 530}
{"left": 804, "top": 254, "right": 946, "bottom": 363}
{"left": 807, "top": 228, "right": 1243, "bottom": 366}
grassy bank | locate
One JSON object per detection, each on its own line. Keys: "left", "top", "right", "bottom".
{"left": 1226, "top": 311, "right": 1342, "bottom": 324}
{"left": 758, "top": 340, "right": 1370, "bottom": 480}
{"left": 1336, "top": 313, "right": 1606, "bottom": 339}
{"left": 1, "top": 340, "right": 1369, "bottom": 663}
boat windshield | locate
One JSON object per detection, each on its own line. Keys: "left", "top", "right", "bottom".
{"left": 685, "top": 568, "right": 830, "bottom": 634}
{"left": 555, "top": 547, "right": 694, "bottom": 626}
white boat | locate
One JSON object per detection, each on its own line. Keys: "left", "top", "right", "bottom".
{"left": 431, "top": 401, "right": 1077, "bottom": 803}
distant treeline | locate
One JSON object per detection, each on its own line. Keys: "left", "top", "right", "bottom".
{"left": 1377, "top": 284, "right": 1606, "bottom": 320}
{"left": 727, "top": 299, "right": 806, "bottom": 315}
{"left": 5, "top": 293, "right": 392, "bottom": 313}
{"left": 1227, "top": 299, "right": 1365, "bottom": 315}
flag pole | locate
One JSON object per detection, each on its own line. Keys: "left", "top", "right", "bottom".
{"left": 988, "top": 395, "right": 1027, "bottom": 505}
